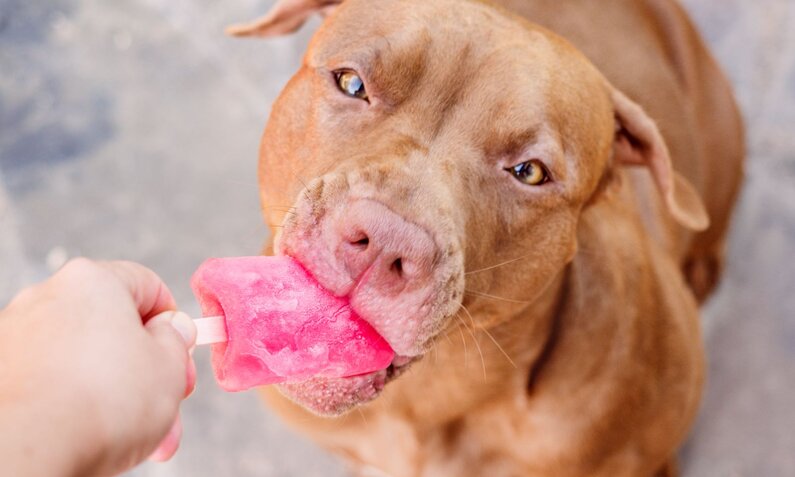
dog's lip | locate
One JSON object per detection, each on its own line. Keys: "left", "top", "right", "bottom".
{"left": 322, "top": 353, "right": 416, "bottom": 398}
{"left": 274, "top": 254, "right": 423, "bottom": 405}
{"left": 375, "top": 354, "right": 416, "bottom": 381}
{"left": 277, "top": 354, "right": 419, "bottom": 415}
{"left": 280, "top": 252, "right": 410, "bottom": 355}
{"left": 341, "top": 353, "right": 415, "bottom": 384}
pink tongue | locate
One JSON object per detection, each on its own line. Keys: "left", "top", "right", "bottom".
{"left": 190, "top": 256, "right": 395, "bottom": 392}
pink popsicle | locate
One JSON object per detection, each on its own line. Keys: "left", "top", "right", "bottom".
{"left": 190, "top": 256, "right": 395, "bottom": 392}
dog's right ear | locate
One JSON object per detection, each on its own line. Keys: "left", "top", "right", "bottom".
{"left": 226, "top": 0, "right": 343, "bottom": 38}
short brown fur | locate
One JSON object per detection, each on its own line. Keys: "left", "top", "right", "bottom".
{"left": 229, "top": 0, "right": 744, "bottom": 475}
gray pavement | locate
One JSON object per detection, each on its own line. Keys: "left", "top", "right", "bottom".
{"left": 1, "top": 1, "right": 793, "bottom": 476}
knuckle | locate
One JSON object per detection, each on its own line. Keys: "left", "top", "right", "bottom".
{"left": 108, "top": 259, "right": 149, "bottom": 277}
{"left": 113, "top": 259, "right": 140, "bottom": 269}
{"left": 59, "top": 257, "right": 100, "bottom": 277}
{"left": 48, "top": 258, "right": 118, "bottom": 297}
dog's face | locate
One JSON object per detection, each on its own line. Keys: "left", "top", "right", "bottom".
{"left": 248, "top": 0, "right": 705, "bottom": 415}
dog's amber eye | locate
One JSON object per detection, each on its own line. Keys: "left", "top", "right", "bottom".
{"left": 506, "top": 160, "right": 550, "bottom": 186}
{"left": 334, "top": 70, "right": 368, "bottom": 101}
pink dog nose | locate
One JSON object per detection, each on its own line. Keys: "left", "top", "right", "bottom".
{"left": 336, "top": 199, "right": 437, "bottom": 293}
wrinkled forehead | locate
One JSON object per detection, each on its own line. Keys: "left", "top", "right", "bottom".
{"left": 306, "top": 0, "right": 613, "bottom": 178}
{"left": 310, "top": 1, "right": 551, "bottom": 80}
{"left": 311, "top": 1, "right": 566, "bottom": 114}
{"left": 308, "top": 0, "right": 491, "bottom": 60}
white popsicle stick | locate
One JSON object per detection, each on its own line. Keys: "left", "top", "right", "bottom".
{"left": 194, "top": 316, "right": 228, "bottom": 345}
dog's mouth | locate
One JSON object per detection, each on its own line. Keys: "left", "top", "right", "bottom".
{"left": 272, "top": 209, "right": 464, "bottom": 414}
{"left": 277, "top": 354, "right": 418, "bottom": 416}
{"left": 273, "top": 255, "right": 423, "bottom": 415}
{"left": 384, "top": 354, "right": 416, "bottom": 380}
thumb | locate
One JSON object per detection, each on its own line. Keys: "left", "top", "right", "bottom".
{"left": 145, "top": 311, "right": 196, "bottom": 396}
{"left": 146, "top": 310, "right": 197, "bottom": 351}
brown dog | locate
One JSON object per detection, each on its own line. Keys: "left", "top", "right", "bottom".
{"left": 228, "top": 0, "right": 744, "bottom": 475}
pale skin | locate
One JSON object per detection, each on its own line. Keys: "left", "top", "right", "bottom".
{"left": 0, "top": 259, "right": 197, "bottom": 477}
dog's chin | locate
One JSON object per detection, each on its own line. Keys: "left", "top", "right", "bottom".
{"left": 277, "top": 355, "right": 416, "bottom": 416}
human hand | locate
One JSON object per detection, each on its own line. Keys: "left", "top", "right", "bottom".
{"left": 0, "top": 258, "right": 196, "bottom": 477}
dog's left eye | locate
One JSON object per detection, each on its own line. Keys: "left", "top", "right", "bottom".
{"left": 334, "top": 70, "right": 368, "bottom": 101}
{"left": 505, "top": 160, "right": 550, "bottom": 186}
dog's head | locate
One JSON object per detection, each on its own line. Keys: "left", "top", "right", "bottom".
{"left": 233, "top": 0, "right": 708, "bottom": 415}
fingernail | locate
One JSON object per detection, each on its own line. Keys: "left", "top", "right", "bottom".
{"left": 170, "top": 311, "right": 197, "bottom": 346}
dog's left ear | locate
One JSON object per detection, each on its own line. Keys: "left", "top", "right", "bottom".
{"left": 226, "top": 0, "right": 343, "bottom": 38}
{"left": 611, "top": 88, "right": 710, "bottom": 231}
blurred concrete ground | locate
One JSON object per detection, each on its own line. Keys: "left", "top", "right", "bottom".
{"left": 0, "top": 1, "right": 793, "bottom": 476}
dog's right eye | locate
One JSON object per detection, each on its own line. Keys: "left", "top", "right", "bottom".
{"left": 334, "top": 70, "right": 369, "bottom": 101}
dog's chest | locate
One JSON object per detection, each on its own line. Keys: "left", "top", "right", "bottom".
{"left": 342, "top": 402, "right": 547, "bottom": 477}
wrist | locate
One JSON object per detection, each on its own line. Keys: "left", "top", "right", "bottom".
{"left": 0, "top": 323, "right": 102, "bottom": 477}
{"left": 0, "top": 387, "right": 97, "bottom": 477}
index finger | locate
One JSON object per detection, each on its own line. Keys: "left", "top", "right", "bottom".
{"left": 99, "top": 260, "right": 177, "bottom": 321}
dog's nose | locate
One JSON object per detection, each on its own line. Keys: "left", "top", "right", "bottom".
{"left": 336, "top": 199, "right": 437, "bottom": 293}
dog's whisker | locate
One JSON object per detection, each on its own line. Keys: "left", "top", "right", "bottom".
{"left": 457, "top": 305, "right": 487, "bottom": 381}
{"left": 264, "top": 208, "right": 297, "bottom": 215}
{"left": 290, "top": 170, "right": 314, "bottom": 202}
{"left": 288, "top": 168, "right": 310, "bottom": 190}
{"left": 479, "top": 326, "right": 518, "bottom": 369}
{"left": 270, "top": 211, "right": 297, "bottom": 217}
{"left": 442, "top": 328, "right": 454, "bottom": 346}
{"left": 464, "top": 290, "right": 533, "bottom": 305}
{"left": 454, "top": 313, "right": 478, "bottom": 371}
{"left": 464, "top": 253, "right": 536, "bottom": 275}
{"left": 457, "top": 321, "right": 468, "bottom": 365}
{"left": 356, "top": 408, "right": 370, "bottom": 428}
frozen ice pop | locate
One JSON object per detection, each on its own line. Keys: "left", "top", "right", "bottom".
{"left": 190, "top": 256, "right": 395, "bottom": 392}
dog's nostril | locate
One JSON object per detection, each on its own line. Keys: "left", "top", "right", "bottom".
{"left": 348, "top": 234, "right": 370, "bottom": 249}
{"left": 391, "top": 258, "right": 403, "bottom": 276}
